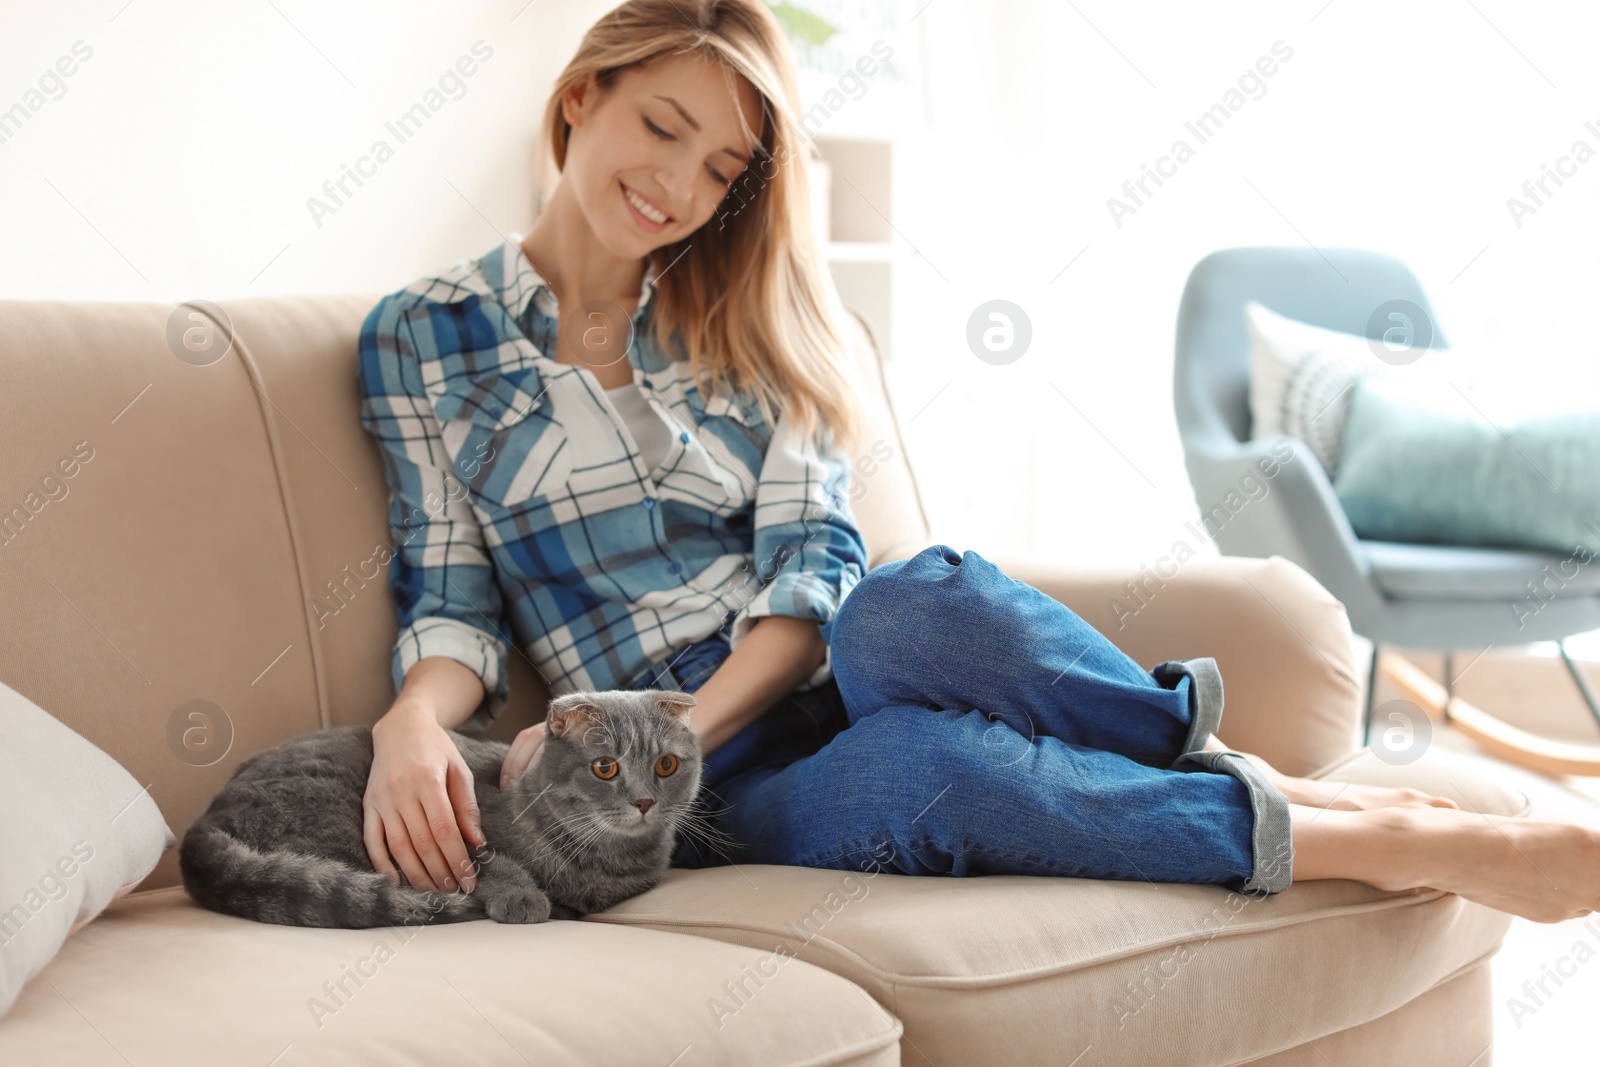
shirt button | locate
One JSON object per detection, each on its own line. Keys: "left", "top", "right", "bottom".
{"left": 679, "top": 431, "right": 690, "bottom": 443}
{"left": 643, "top": 498, "right": 655, "bottom": 509}
{"left": 642, "top": 379, "right": 652, "bottom": 389}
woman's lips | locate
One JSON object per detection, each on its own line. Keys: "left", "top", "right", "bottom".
{"left": 621, "top": 181, "right": 670, "bottom": 233}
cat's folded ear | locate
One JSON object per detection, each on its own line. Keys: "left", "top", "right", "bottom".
{"left": 545, "top": 693, "right": 603, "bottom": 739}
{"left": 655, "top": 691, "right": 698, "bottom": 724}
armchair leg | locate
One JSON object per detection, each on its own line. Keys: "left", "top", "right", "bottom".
{"left": 1362, "top": 641, "right": 1379, "bottom": 748}
{"left": 1442, "top": 650, "right": 1454, "bottom": 724}
{"left": 1382, "top": 649, "right": 1600, "bottom": 778}
{"left": 1557, "top": 639, "right": 1600, "bottom": 735}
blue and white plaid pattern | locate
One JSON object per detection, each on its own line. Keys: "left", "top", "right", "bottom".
{"left": 357, "top": 237, "right": 868, "bottom": 730}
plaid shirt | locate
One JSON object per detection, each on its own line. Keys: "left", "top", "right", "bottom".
{"left": 357, "top": 237, "right": 868, "bottom": 731}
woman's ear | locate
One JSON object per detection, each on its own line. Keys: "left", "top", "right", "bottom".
{"left": 546, "top": 693, "right": 603, "bottom": 739}
{"left": 562, "top": 73, "right": 596, "bottom": 128}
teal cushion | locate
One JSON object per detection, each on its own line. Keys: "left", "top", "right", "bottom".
{"left": 1333, "top": 375, "right": 1600, "bottom": 556}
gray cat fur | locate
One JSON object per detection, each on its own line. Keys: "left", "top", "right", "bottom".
{"left": 179, "top": 689, "right": 703, "bottom": 928}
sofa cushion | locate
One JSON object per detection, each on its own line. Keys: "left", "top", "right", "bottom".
{"left": 0, "top": 887, "right": 901, "bottom": 1066}
{"left": 591, "top": 745, "right": 1525, "bottom": 1066}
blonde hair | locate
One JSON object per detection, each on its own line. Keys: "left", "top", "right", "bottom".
{"left": 537, "top": 0, "right": 865, "bottom": 457}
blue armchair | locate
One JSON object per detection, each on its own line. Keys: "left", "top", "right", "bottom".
{"left": 1173, "top": 246, "right": 1600, "bottom": 761}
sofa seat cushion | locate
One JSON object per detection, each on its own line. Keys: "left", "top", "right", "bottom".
{"left": 592, "top": 747, "right": 1526, "bottom": 1067}
{"left": 0, "top": 887, "right": 901, "bottom": 1067}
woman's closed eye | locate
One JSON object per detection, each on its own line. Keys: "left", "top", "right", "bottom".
{"left": 644, "top": 116, "right": 731, "bottom": 186}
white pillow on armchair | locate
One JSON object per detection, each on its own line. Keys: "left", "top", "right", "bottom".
{"left": 1244, "top": 299, "right": 1402, "bottom": 480}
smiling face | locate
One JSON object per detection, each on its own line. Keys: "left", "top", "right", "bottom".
{"left": 561, "top": 51, "right": 765, "bottom": 256}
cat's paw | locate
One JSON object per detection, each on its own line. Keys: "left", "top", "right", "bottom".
{"left": 485, "top": 887, "right": 553, "bottom": 924}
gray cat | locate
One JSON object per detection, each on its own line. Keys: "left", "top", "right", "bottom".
{"left": 180, "top": 689, "right": 712, "bottom": 928}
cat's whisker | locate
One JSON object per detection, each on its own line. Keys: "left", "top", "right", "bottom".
{"left": 530, "top": 809, "right": 604, "bottom": 855}
{"left": 690, "top": 786, "right": 742, "bottom": 819}
{"left": 540, "top": 814, "right": 616, "bottom": 882}
{"left": 532, "top": 810, "right": 609, "bottom": 862}
{"left": 674, "top": 804, "right": 734, "bottom": 839}
{"left": 677, "top": 819, "right": 738, "bottom": 855}
{"left": 566, "top": 823, "right": 617, "bottom": 870}
{"left": 680, "top": 797, "right": 741, "bottom": 834}
{"left": 672, "top": 811, "right": 742, "bottom": 863}
{"left": 510, "top": 781, "right": 555, "bottom": 825}
{"left": 528, "top": 806, "right": 613, "bottom": 858}
{"left": 674, "top": 829, "right": 741, "bottom": 868}
{"left": 538, "top": 805, "right": 603, "bottom": 835}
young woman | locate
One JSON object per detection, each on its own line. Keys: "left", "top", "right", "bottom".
{"left": 355, "top": 0, "right": 1600, "bottom": 924}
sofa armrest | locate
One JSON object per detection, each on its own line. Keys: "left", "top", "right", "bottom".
{"left": 988, "top": 550, "right": 1364, "bottom": 778}
{"left": 869, "top": 537, "right": 944, "bottom": 568}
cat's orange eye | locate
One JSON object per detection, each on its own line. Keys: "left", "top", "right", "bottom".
{"left": 654, "top": 753, "right": 679, "bottom": 777}
{"left": 592, "top": 757, "right": 620, "bottom": 780}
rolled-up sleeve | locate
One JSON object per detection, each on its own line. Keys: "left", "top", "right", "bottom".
{"left": 357, "top": 296, "right": 510, "bottom": 732}
{"left": 726, "top": 405, "right": 869, "bottom": 690}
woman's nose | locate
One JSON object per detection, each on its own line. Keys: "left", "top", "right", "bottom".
{"left": 653, "top": 168, "right": 694, "bottom": 213}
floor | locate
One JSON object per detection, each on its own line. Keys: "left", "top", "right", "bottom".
{"left": 1449, "top": 734, "right": 1600, "bottom": 1067}
{"left": 1356, "top": 643, "right": 1600, "bottom": 1067}
{"left": 1493, "top": 907, "right": 1600, "bottom": 1066}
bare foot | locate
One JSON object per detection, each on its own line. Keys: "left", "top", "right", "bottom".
{"left": 1371, "top": 806, "right": 1600, "bottom": 924}
{"left": 1218, "top": 745, "right": 1459, "bottom": 811}
{"left": 1274, "top": 775, "right": 1459, "bottom": 812}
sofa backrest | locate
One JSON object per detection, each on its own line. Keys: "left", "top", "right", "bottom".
{"left": 0, "top": 293, "right": 928, "bottom": 891}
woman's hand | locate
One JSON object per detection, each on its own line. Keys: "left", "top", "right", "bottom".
{"left": 493, "top": 695, "right": 704, "bottom": 785}
{"left": 500, "top": 721, "right": 549, "bottom": 789}
{"left": 365, "top": 701, "right": 486, "bottom": 894}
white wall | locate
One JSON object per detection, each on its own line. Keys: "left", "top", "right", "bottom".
{"left": 0, "top": 1, "right": 610, "bottom": 301}
{"left": 6, "top": 0, "right": 1598, "bottom": 570}
{"left": 888, "top": 0, "right": 1600, "bottom": 567}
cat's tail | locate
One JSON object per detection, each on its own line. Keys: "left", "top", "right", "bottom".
{"left": 179, "top": 821, "right": 485, "bottom": 929}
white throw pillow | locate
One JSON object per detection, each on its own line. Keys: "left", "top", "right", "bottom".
{"left": 0, "top": 679, "right": 176, "bottom": 1019}
{"left": 1244, "top": 300, "right": 1408, "bottom": 480}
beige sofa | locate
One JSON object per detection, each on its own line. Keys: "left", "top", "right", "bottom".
{"left": 0, "top": 293, "right": 1527, "bottom": 1065}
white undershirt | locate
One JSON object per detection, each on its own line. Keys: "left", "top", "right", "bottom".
{"left": 604, "top": 381, "right": 674, "bottom": 477}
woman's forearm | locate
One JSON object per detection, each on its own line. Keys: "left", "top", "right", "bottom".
{"left": 690, "top": 615, "right": 826, "bottom": 754}
{"left": 383, "top": 656, "right": 486, "bottom": 732}
{"left": 384, "top": 626, "right": 825, "bottom": 753}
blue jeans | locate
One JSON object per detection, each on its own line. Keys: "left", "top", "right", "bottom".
{"left": 623, "top": 544, "right": 1294, "bottom": 896}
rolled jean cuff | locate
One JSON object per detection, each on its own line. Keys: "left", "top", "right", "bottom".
{"left": 1152, "top": 656, "right": 1224, "bottom": 767}
{"left": 1174, "top": 749, "right": 1295, "bottom": 896}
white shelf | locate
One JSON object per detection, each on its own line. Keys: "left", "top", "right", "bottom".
{"left": 813, "top": 135, "right": 895, "bottom": 362}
